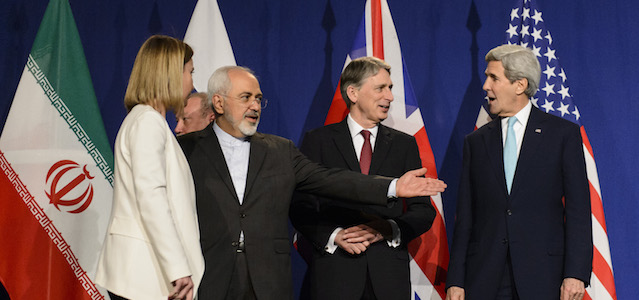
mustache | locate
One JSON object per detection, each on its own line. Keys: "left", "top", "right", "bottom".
{"left": 244, "top": 111, "right": 260, "bottom": 118}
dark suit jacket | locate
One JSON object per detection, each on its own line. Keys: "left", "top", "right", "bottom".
{"left": 178, "top": 126, "right": 394, "bottom": 300}
{"left": 447, "top": 106, "right": 592, "bottom": 299}
{"left": 290, "top": 119, "right": 436, "bottom": 300}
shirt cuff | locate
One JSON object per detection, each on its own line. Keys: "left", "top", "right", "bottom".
{"left": 387, "top": 178, "right": 398, "bottom": 198}
{"left": 324, "top": 227, "right": 343, "bottom": 254}
{"left": 386, "top": 219, "right": 401, "bottom": 248}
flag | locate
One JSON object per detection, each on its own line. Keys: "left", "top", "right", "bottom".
{"left": 183, "top": 0, "right": 237, "bottom": 92}
{"left": 0, "top": 0, "right": 113, "bottom": 299}
{"left": 325, "top": 1, "right": 448, "bottom": 298}
{"left": 473, "top": 0, "right": 617, "bottom": 299}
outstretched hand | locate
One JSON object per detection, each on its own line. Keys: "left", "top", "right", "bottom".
{"left": 396, "top": 168, "right": 447, "bottom": 198}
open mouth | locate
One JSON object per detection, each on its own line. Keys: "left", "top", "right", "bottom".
{"left": 245, "top": 114, "right": 259, "bottom": 123}
{"left": 379, "top": 104, "right": 390, "bottom": 110}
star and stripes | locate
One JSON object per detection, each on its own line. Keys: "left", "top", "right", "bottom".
{"left": 475, "top": 1, "right": 617, "bottom": 299}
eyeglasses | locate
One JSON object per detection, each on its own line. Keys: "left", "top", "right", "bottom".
{"left": 220, "top": 94, "right": 268, "bottom": 109}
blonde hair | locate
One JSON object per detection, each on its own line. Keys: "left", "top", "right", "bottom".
{"left": 124, "top": 35, "right": 193, "bottom": 115}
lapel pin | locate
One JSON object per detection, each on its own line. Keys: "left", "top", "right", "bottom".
{"left": 535, "top": 128, "right": 542, "bottom": 134}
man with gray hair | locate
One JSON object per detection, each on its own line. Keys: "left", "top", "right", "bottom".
{"left": 178, "top": 65, "right": 447, "bottom": 300}
{"left": 446, "top": 44, "right": 592, "bottom": 300}
{"left": 290, "top": 56, "right": 436, "bottom": 300}
{"left": 174, "top": 92, "right": 215, "bottom": 136}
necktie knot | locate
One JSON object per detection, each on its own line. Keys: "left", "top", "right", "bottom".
{"left": 361, "top": 130, "right": 371, "bottom": 140}
{"left": 508, "top": 116, "right": 518, "bottom": 129}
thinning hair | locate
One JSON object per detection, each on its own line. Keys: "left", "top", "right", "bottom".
{"left": 340, "top": 57, "right": 391, "bottom": 109}
{"left": 124, "top": 35, "right": 193, "bottom": 115}
{"left": 485, "top": 44, "right": 541, "bottom": 97}
{"left": 186, "top": 92, "right": 213, "bottom": 117}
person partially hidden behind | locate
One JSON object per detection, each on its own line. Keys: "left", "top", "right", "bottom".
{"left": 177, "top": 65, "right": 447, "bottom": 300}
{"left": 174, "top": 92, "right": 215, "bottom": 136}
{"left": 290, "top": 56, "right": 437, "bottom": 300}
{"left": 446, "top": 44, "right": 592, "bottom": 300}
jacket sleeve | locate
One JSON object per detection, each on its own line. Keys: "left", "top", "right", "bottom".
{"left": 561, "top": 123, "right": 593, "bottom": 284}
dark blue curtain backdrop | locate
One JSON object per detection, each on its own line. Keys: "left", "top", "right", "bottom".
{"left": 1, "top": 0, "right": 637, "bottom": 298}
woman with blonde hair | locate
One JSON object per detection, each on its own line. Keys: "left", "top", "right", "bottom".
{"left": 96, "top": 35, "right": 204, "bottom": 300}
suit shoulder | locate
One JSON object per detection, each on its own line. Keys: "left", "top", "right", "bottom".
{"left": 382, "top": 125, "right": 415, "bottom": 141}
{"left": 465, "top": 117, "right": 498, "bottom": 141}
{"left": 255, "top": 132, "right": 294, "bottom": 147}
{"left": 177, "top": 130, "right": 209, "bottom": 156}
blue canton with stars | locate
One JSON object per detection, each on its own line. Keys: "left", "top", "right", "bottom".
{"left": 506, "top": 0, "right": 582, "bottom": 126}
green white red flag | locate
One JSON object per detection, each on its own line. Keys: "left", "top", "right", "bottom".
{"left": 0, "top": 0, "right": 113, "bottom": 298}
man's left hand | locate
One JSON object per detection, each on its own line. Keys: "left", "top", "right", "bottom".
{"left": 560, "top": 277, "right": 585, "bottom": 300}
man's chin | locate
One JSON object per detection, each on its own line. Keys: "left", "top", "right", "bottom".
{"left": 239, "top": 123, "right": 258, "bottom": 136}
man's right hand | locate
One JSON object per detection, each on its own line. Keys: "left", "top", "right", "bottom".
{"left": 335, "top": 228, "right": 370, "bottom": 255}
{"left": 446, "top": 286, "right": 465, "bottom": 300}
{"left": 396, "top": 168, "right": 447, "bottom": 198}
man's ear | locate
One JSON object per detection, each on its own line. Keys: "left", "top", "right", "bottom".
{"left": 212, "top": 94, "right": 224, "bottom": 115}
{"left": 346, "top": 85, "right": 359, "bottom": 105}
{"left": 515, "top": 78, "right": 528, "bottom": 95}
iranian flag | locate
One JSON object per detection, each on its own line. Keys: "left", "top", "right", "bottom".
{"left": 0, "top": 0, "right": 113, "bottom": 299}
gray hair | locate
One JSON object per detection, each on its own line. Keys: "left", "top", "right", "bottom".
{"left": 340, "top": 57, "right": 391, "bottom": 109}
{"left": 207, "top": 65, "right": 255, "bottom": 98}
{"left": 485, "top": 44, "right": 541, "bottom": 98}
{"left": 207, "top": 66, "right": 255, "bottom": 116}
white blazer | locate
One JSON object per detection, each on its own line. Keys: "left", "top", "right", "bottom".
{"left": 96, "top": 104, "right": 204, "bottom": 300}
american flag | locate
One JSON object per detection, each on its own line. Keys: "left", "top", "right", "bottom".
{"left": 474, "top": 0, "right": 617, "bottom": 299}
{"left": 324, "top": 0, "right": 448, "bottom": 299}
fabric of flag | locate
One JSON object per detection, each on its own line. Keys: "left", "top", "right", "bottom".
{"left": 0, "top": 0, "right": 114, "bottom": 299}
{"left": 183, "top": 0, "right": 237, "bottom": 93}
{"left": 473, "top": 0, "right": 617, "bottom": 299}
{"left": 324, "top": 0, "right": 448, "bottom": 299}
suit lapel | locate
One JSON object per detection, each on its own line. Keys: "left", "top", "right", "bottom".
{"left": 332, "top": 119, "right": 360, "bottom": 172}
{"left": 369, "top": 124, "right": 392, "bottom": 175}
{"left": 198, "top": 128, "right": 239, "bottom": 203}
{"left": 510, "top": 106, "right": 547, "bottom": 197}
{"left": 482, "top": 118, "right": 509, "bottom": 198}
{"left": 244, "top": 133, "right": 267, "bottom": 202}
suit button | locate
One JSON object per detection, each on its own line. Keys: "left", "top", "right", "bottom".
{"left": 240, "top": 213, "right": 246, "bottom": 218}
{"left": 232, "top": 241, "right": 238, "bottom": 247}
{"left": 502, "top": 238, "right": 508, "bottom": 244}
{"left": 506, "top": 209, "right": 512, "bottom": 216}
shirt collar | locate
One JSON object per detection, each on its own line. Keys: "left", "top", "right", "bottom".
{"left": 502, "top": 100, "right": 532, "bottom": 129}
{"left": 347, "top": 114, "right": 379, "bottom": 139}
{"left": 213, "top": 122, "right": 248, "bottom": 146}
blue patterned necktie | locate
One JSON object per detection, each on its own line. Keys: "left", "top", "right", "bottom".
{"left": 504, "top": 116, "right": 518, "bottom": 193}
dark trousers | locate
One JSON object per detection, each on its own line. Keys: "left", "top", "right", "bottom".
{"left": 496, "top": 253, "right": 520, "bottom": 300}
{"left": 226, "top": 252, "right": 258, "bottom": 300}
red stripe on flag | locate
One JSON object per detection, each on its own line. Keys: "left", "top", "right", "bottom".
{"left": 583, "top": 293, "right": 592, "bottom": 300}
{"left": 408, "top": 210, "right": 449, "bottom": 299}
{"left": 371, "top": 0, "right": 384, "bottom": 59}
{"left": 580, "top": 126, "right": 595, "bottom": 159}
{"left": 589, "top": 182, "right": 607, "bottom": 233}
{"left": 324, "top": 82, "right": 349, "bottom": 126}
{"left": 593, "top": 246, "right": 617, "bottom": 298}
{"left": 0, "top": 163, "right": 97, "bottom": 300}
{"left": 414, "top": 127, "right": 438, "bottom": 178}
